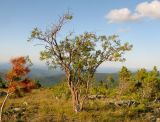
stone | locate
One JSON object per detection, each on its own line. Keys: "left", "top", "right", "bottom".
{"left": 114, "top": 100, "right": 140, "bottom": 107}
{"left": 23, "top": 101, "right": 28, "bottom": 106}
{"left": 156, "top": 118, "right": 160, "bottom": 122}
{"left": 96, "top": 95, "right": 106, "bottom": 99}
{"left": 13, "top": 108, "right": 21, "bottom": 113}
{"left": 88, "top": 95, "right": 106, "bottom": 100}
{"left": 88, "top": 95, "right": 97, "bottom": 100}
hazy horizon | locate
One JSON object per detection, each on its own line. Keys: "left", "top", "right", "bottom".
{"left": 0, "top": 61, "right": 158, "bottom": 74}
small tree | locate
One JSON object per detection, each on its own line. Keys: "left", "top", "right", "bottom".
{"left": 28, "top": 13, "right": 132, "bottom": 112}
{"left": 135, "top": 68, "right": 148, "bottom": 82}
{"left": 6, "top": 56, "right": 30, "bottom": 81}
{"left": 118, "top": 66, "right": 132, "bottom": 95}
{"left": 0, "top": 56, "right": 33, "bottom": 122}
{"left": 132, "top": 66, "right": 160, "bottom": 101}
{"left": 142, "top": 66, "right": 160, "bottom": 101}
{"left": 149, "top": 66, "right": 159, "bottom": 78}
{"left": 106, "top": 75, "right": 115, "bottom": 88}
{"left": 119, "top": 66, "right": 132, "bottom": 83}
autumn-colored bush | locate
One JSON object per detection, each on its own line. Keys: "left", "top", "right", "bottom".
{"left": 6, "top": 56, "right": 37, "bottom": 95}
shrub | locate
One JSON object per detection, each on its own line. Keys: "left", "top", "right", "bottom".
{"left": 0, "top": 77, "right": 7, "bottom": 88}
{"left": 51, "top": 81, "right": 71, "bottom": 100}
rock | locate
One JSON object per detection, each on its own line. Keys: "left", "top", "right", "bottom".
{"left": 156, "top": 118, "right": 160, "bottom": 122}
{"left": 149, "top": 115, "right": 156, "bottom": 122}
{"left": 88, "top": 95, "right": 97, "bottom": 100}
{"left": 107, "top": 102, "right": 116, "bottom": 109}
{"left": 154, "top": 98, "right": 160, "bottom": 103}
{"left": 13, "top": 108, "right": 21, "bottom": 112}
{"left": 55, "top": 96, "right": 59, "bottom": 100}
{"left": 96, "top": 95, "right": 106, "bottom": 99}
{"left": 23, "top": 101, "right": 28, "bottom": 106}
{"left": 13, "top": 107, "right": 26, "bottom": 113}
{"left": 154, "top": 108, "right": 160, "bottom": 114}
{"left": 114, "top": 100, "right": 140, "bottom": 107}
{"left": 88, "top": 95, "right": 106, "bottom": 100}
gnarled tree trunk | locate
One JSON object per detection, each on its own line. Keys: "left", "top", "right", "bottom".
{"left": 66, "top": 71, "right": 81, "bottom": 113}
{"left": 71, "top": 87, "right": 80, "bottom": 113}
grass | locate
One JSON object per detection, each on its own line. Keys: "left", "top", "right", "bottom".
{"left": 0, "top": 88, "right": 158, "bottom": 122}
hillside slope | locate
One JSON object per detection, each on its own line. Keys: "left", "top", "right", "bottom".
{"left": 0, "top": 88, "right": 159, "bottom": 122}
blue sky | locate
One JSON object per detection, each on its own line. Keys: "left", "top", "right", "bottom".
{"left": 0, "top": 0, "right": 160, "bottom": 71}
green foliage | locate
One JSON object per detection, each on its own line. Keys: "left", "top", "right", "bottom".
{"left": 90, "top": 85, "right": 107, "bottom": 95}
{"left": 65, "top": 14, "right": 73, "bottom": 20}
{"left": 106, "top": 75, "right": 116, "bottom": 88}
{"left": 117, "top": 67, "right": 133, "bottom": 96}
{"left": 0, "top": 77, "right": 7, "bottom": 88}
{"left": 28, "top": 13, "right": 132, "bottom": 112}
{"left": 150, "top": 66, "right": 159, "bottom": 77}
{"left": 106, "top": 88, "right": 117, "bottom": 98}
{"left": 119, "top": 66, "right": 132, "bottom": 83}
{"left": 134, "top": 66, "right": 160, "bottom": 101}
{"left": 28, "top": 13, "right": 132, "bottom": 84}
{"left": 51, "top": 81, "right": 71, "bottom": 100}
{"left": 33, "top": 80, "right": 42, "bottom": 88}
{"left": 129, "top": 104, "right": 147, "bottom": 116}
{"left": 117, "top": 66, "right": 160, "bottom": 103}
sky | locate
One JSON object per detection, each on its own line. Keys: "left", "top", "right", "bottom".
{"left": 0, "top": 0, "right": 160, "bottom": 71}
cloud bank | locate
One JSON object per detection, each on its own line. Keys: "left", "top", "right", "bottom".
{"left": 106, "top": 0, "right": 160, "bottom": 23}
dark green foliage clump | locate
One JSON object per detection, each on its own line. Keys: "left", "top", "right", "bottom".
{"left": 33, "top": 80, "right": 42, "bottom": 89}
{"left": 0, "top": 77, "right": 7, "bottom": 88}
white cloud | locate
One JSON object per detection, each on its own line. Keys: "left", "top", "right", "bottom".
{"left": 106, "top": 8, "right": 141, "bottom": 23}
{"left": 106, "top": 0, "right": 160, "bottom": 23}
{"left": 136, "top": 0, "right": 160, "bottom": 19}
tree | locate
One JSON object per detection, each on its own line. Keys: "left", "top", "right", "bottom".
{"left": 135, "top": 68, "right": 148, "bottom": 82}
{"left": 149, "top": 66, "right": 159, "bottom": 78}
{"left": 106, "top": 75, "right": 115, "bottom": 88}
{"left": 28, "top": 12, "right": 132, "bottom": 112}
{"left": 133, "top": 66, "right": 160, "bottom": 101}
{"left": 142, "top": 66, "right": 160, "bottom": 100}
{"left": 6, "top": 56, "right": 30, "bottom": 81}
{"left": 0, "top": 56, "right": 34, "bottom": 122}
{"left": 119, "top": 66, "right": 132, "bottom": 83}
{"left": 118, "top": 66, "right": 132, "bottom": 95}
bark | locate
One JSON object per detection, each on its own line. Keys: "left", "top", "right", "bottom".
{"left": 66, "top": 71, "right": 81, "bottom": 112}
{"left": 80, "top": 95, "right": 87, "bottom": 111}
{"left": 80, "top": 75, "right": 93, "bottom": 110}
{"left": 66, "top": 70, "right": 93, "bottom": 113}
{"left": 71, "top": 88, "right": 80, "bottom": 113}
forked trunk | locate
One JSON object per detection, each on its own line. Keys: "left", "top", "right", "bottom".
{"left": 66, "top": 72, "right": 81, "bottom": 113}
{"left": 71, "top": 87, "right": 81, "bottom": 113}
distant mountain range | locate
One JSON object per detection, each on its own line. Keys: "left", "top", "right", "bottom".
{"left": 0, "top": 63, "right": 119, "bottom": 87}
{"left": 0, "top": 63, "right": 121, "bottom": 73}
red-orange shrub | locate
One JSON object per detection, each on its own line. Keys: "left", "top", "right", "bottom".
{"left": 6, "top": 56, "right": 36, "bottom": 94}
